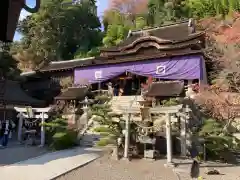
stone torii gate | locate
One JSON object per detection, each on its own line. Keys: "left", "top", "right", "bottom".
{"left": 123, "top": 104, "right": 188, "bottom": 167}
{"left": 14, "top": 107, "right": 51, "bottom": 147}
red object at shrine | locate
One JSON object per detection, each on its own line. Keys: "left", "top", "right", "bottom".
{"left": 191, "top": 83, "right": 199, "bottom": 93}
{"left": 147, "top": 76, "right": 153, "bottom": 85}
{"left": 141, "top": 76, "right": 153, "bottom": 90}
{"left": 0, "top": 0, "right": 40, "bottom": 42}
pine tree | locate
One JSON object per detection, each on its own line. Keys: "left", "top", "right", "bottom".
{"left": 90, "top": 94, "right": 125, "bottom": 146}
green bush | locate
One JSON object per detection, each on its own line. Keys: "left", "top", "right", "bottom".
{"left": 96, "top": 138, "right": 114, "bottom": 147}
{"left": 199, "top": 118, "right": 240, "bottom": 160}
{"left": 44, "top": 116, "right": 77, "bottom": 150}
{"left": 94, "top": 126, "right": 112, "bottom": 133}
{"left": 161, "top": 98, "right": 179, "bottom": 106}
{"left": 51, "top": 130, "right": 77, "bottom": 150}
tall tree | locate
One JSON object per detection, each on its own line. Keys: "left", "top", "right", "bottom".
{"left": 0, "top": 44, "right": 21, "bottom": 80}
{"left": 109, "top": 0, "right": 148, "bottom": 15}
{"left": 196, "top": 16, "right": 240, "bottom": 132}
{"left": 102, "top": 0, "right": 148, "bottom": 47}
{"left": 147, "top": 0, "right": 189, "bottom": 26}
{"left": 186, "top": 0, "right": 240, "bottom": 18}
{"left": 14, "top": 0, "right": 102, "bottom": 70}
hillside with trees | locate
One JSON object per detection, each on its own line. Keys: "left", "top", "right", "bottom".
{"left": 9, "top": 0, "right": 240, "bottom": 68}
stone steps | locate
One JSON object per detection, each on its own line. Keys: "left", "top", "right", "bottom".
{"left": 80, "top": 134, "right": 101, "bottom": 147}
{"left": 111, "top": 96, "right": 143, "bottom": 114}
{"left": 81, "top": 96, "right": 144, "bottom": 146}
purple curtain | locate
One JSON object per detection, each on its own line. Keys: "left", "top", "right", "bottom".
{"left": 74, "top": 55, "right": 203, "bottom": 85}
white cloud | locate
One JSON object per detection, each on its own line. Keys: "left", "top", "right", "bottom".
{"left": 19, "top": 10, "right": 31, "bottom": 21}
{"left": 96, "top": 0, "right": 100, "bottom": 7}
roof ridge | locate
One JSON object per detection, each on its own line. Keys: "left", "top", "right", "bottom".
{"left": 20, "top": 71, "right": 36, "bottom": 76}
{"left": 50, "top": 57, "right": 94, "bottom": 64}
{"left": 130, "top": 20, "right": 189, "bottom": 34}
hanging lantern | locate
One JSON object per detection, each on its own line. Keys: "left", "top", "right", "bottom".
{"left": 0, "top": 0, "right": 40, "bottom": 42}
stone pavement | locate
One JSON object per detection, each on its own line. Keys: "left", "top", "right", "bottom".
{"left": 0, "top": 141, "right": 48, "bottom": 166}
{"left": 0, "top": 147, "right": 103, "bottom": 180}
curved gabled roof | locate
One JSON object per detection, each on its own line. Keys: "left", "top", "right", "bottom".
{"left": 100, "top": 21, "right": 205, "bottom": 52}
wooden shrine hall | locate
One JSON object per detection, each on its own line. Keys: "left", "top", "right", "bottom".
{"left": 21, "top": 19, "right": 207, "bottom": 103}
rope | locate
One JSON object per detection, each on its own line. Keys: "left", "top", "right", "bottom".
{"left": 134, "top": 115, "right": 165, "bottom": 129}
{"left": 24, "top": 118, "right": 41, "bottom": 126}
{"left": 24, "top": 118, "right": 40, "bottom": 124}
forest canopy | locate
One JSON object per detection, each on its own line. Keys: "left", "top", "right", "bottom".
{"left": 8, "top": 0, "right": 240, "bottom": 73}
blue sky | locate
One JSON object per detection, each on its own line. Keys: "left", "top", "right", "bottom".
{"left": 14, "top": 0, "right": 108, "bottom": 41}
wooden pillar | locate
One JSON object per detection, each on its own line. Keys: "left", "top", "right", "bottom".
{"left": 40, "top": 112, "right": 45, "bottom": 147}
{"left": 165, "top": 113, "right": 175, "bottom": 167}
{"left": 199, "top": 57, "right": 208, "bottom": 93}
{"left": 17, "top": 113, "right": 23, "bottom": 142}
{"left": 200, "top": 57, "right": 208, "bottom": 84}
{"left": 188, "top": 80, "right": 193, "bottom": 86}
{"left": 124, "top": 113, "right": 131, "bottom": 159}
{"left": 98, "top": 82, "right": 101, "bottom": 95}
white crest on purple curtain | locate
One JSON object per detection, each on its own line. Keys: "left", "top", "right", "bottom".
{"left": 156, "top": 65, "right": 166, "bottom": 75}
{"left": 95, "top": 70, "right": 102, "bottom": 80}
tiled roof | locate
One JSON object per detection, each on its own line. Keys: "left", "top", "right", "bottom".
{"left": 39, "top": 57, "right": 94, "bottom": 72}
{"left": 55, "top": 87, "right": 88, "bottom": 100}
{"left": 0, "top": 80, "right": 44, "bottom": 106}
{"left": 145, "top": 81, "right": 184, "bottom": 97}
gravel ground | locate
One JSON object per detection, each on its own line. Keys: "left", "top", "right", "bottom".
{"left": 174, "top": 163, "right": 240, "bottom": 180}
{"left": 56, "top": 155, "right": 240, "bottom": 180}
{"left": 55, "top": 155, "right": 177, "bottom": 180}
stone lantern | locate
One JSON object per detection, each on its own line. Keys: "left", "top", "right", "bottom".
{"left": 0, "top": 0, "right": 40, "bottom": 42}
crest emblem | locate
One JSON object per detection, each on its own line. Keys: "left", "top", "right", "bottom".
{"left": 95, "top": 70, "right": 102, "bottom": 79}
{"left": 156, "top": 65, "right": 166, "bottom": 75}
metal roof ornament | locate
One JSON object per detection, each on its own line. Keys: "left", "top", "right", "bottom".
{"left": 127, "top": 30, "right": 132, "bottom": 38}
{"left": 188, "top": 18, "right": 196, "bottom": 34}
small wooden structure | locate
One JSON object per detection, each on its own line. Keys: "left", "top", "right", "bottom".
{"left": 144, "top": 81, "right": 184, "bottom": 97}
{"left": 54, "top": 86, "right": 93, "bottom": 126}
{"left": 0, "top": 80, "right": 45, "bottom": 135}
{"left": 55, "top": 86, "right": 89, "bottom": 101}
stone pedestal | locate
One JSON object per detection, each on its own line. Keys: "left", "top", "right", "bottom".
{"left": 111, "top": 146, "right": 120, "bottom": 160}
{"left": 164, "top": 162, "right": 176, "bottom": 168}
{"left": 166, "top": 114, "right": 173, "bottom": 164}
